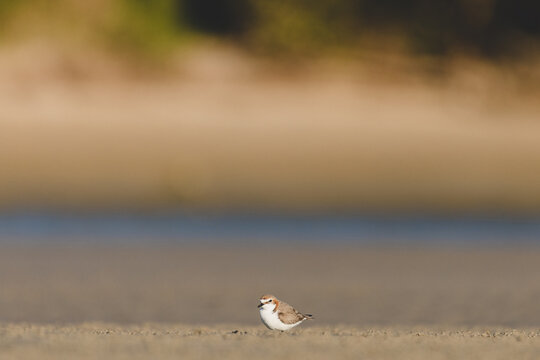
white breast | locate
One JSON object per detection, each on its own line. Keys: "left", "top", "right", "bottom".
{"left": 259, "top": 307, "right": 304, "bottom": 331}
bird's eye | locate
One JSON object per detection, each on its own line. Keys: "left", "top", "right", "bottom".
{"left": 268, "top": 299, "right": 272, "bottom": 302}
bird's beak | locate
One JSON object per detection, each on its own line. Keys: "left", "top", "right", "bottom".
{"left": 257, "top": 302, "right": 263, "bottom": 308}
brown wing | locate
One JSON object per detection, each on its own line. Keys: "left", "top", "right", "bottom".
{"left": 276, "top": 301, "right": 308, "bottom": 324}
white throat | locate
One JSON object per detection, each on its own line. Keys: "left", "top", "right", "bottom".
{"left": 259, "top": 302, "right": 276, "bottom": 312}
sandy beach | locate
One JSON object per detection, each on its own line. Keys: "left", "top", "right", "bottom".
{"left": 1, "top": 323, "right": 540, "bottom": 360}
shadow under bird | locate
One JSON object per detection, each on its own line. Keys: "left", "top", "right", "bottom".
{"left": 258, "top": 294, "right": 313, "bottom": 331}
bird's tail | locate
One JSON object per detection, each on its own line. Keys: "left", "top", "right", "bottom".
{"left": 304, "top": 314, "right": 314, "bottom": 320}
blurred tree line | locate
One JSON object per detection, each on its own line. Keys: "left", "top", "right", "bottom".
{"left": 181, "top": 0, "right": 539, "bottom": 56}
{"left": 1, "top": 0, "right": 538, "bottom": 58}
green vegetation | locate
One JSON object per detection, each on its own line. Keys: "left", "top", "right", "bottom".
{"left": 246, "top": 0, "right": 358, "bottom": 55}
{"left": 0, "top": 0, "right": 22, "bottom": 33}
{"left": 103, "top": 0, "right": 182, "bottom": 56}
{"left": 0, "top": 0, "right": 188, "bottom": 59}
{"left": 0, "top": 0, "right": 538, "bottom": 58}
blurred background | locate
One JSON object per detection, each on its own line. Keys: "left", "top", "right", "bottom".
{"left": 1, "top": 0, "right": 540, "bottom": 327}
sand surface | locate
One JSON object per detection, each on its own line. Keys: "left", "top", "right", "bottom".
{"left": 2, "top": 245, "right": 540, "bottom": 358}
{"left": 1, "top": 323, "right": 539, "bottom": 360}
{"left": 1, "top": 245, "right": 540, "bottom": 326}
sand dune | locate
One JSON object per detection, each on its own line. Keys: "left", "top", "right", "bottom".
{"left": 1, "top": 45, "right": 540, "bottom": 212}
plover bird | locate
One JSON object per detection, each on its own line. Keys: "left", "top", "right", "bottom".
{"left": 258, "top": 294, "right": 313, "bottom": 331}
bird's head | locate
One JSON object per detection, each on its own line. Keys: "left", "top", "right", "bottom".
{"left": 258, "top": 294, "right": 278, "bottom": 311}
